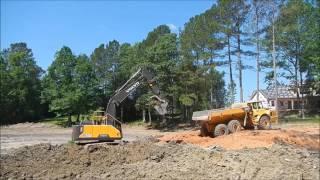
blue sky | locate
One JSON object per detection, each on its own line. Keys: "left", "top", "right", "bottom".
{"left": 1, "top": 0, "right": 267, "bottom": 102}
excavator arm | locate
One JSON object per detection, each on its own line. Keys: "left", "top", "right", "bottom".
{"left": 106, "top": 68, "right": 168, "bottom": 126}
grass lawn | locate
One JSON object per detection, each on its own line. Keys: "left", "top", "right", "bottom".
{"left": 280, "top": 114, "right": 320, "bottom": 124}
{"left": 41, "top": 115, "right": 87, "bottom": 127}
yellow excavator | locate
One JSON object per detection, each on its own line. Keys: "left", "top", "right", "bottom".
{"left": 71, "top": 68, "right": 168, "bottom": 143}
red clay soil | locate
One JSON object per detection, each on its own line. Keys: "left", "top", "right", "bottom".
{"left": 158, "top": 127, "right": 320, "bottom": 151}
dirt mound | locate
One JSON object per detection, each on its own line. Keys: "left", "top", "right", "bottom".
{"left": 1, "top": 141, "right": 319, "bottom": 179}
{"left": 158, "top": 128, "right": 320, "bottom": 150}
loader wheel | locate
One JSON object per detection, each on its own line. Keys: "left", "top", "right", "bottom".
{"left": 214, "top": 124, "right": 229, "bottom": 137}
{"left": 227, "top": 120, "right": 241, "bottom": 133}
{"left": 258, "top": 115, "right": 271, "bottom": 130}
{"left": 200, "top": 123, "right": 209, "bottom": 137}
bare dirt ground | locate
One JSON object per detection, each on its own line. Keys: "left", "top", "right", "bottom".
{"left": 1, "top": 122, "right": 319, "bottom": 179}
{"left": 0, "top": 123, "right": 167, "bottom": 154}
{"left": 159, "top": 127, "right": 320, "bottom": 150}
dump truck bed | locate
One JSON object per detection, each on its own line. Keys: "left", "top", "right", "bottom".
{"left": 192, "top": 108, "right": 229, "bottom": 121}
{"left": 193, "top": 107, "right": 247, "bottom": 124}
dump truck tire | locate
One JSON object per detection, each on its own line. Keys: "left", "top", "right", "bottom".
{"left": 258, "top": 115, "right": 271, "bottom": 130}
{"left": 227, "top": 120, "right": 241, "bottom": 133}
{"left": 214, "top": 124, "right": 229, "bottom": 137}
{"left": 200, "top": 123, "right": 209, "bottom": 137}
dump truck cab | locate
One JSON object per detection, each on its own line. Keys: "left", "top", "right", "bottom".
{"left": 247, "top": 101, "right": 278, "bottom": 126}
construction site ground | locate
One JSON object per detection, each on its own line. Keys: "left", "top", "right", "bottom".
{"left": 1, "top": 121, "right": 319, "bottom": 179}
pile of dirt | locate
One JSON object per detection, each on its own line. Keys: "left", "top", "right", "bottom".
{"left": 1, "top": 140, "right": 319, "bottom": 179}
{"left": 158, "top": 128, "right": 320, "bottom": 151}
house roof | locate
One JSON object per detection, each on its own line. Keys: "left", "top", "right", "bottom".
{"left": 250, "top": 85, "right": 298, "bottom": 100}
{"left": 267, "top": 85, "right": 297, "bottom": 99}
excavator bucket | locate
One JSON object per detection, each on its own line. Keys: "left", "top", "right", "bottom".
{"left": 154, "top": 102, "right": 168, "bottom": 115}
{"left": 150, "top": 95, "right": 168, "bottom": 115}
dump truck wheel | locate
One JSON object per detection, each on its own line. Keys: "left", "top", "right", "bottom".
{"left": 227, "top": 120, "right": 241, "bottom": 133}
{"left": 258, "top": 115, "right": 271, "bottom": 130}
{"left": 214, "top": 124, "right": 229, "bottom": 137}
{"left": 200, "top": 123, "right": 209, "bottom": 137}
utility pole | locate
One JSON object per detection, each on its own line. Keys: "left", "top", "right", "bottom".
{"left": 272, "top": 2, "right": 278, "bottom": 115}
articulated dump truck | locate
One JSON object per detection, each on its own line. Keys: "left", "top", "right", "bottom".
{"left": 192, "top": 101, "right": 278, "bottom": 137}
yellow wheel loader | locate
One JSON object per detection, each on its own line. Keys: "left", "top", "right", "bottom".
{"left": 72, "top": 68, "right": 168, "bottom": 143}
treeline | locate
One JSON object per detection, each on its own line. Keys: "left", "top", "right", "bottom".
{"left": 1, "top": 0, "right": 319, "bottom": 124}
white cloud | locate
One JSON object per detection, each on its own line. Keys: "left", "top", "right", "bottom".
{"left": 166, "top": 23, "right": 178, "bottom": 33}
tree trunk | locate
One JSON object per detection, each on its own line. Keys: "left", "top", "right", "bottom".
{"left": 299, "top": 62, "right": 305, "bottom": 119}
{"left": 256, "top": 9, "right": 260, "bottom": 101}
{"left": 161, "top": 115, "right": 167, "bottom": 125}
{"left": 185, "top": 106, "right": 188, "bottom": 122}
{"left": 295, "top": 61, "right": 300, "bottom": 100}
{"left": 227, "top": 35, "right": 234, "bottom": 104}
{"left": 67, "top": 114, "right": 72, "bottom": 127}
{"left": 148, "top": 107, "right": 152, "bottom": 125}
{"left": 210, "top": 85, "right": 213, "bottom": 109}
{"left": 210, "top": 49, "right": 214, "bottom": 65}
{"left": 142, "top": 109, "right": 146, "bottom": 123}
{"left": 237, "top": 24, "right": 243, "bottom": 102}
{"left": 189, "top": 106, "right": 193, "bottom": 123}
{"left": 76, "top": 113, "right": 80, "bottom": 123}
{"left": 272, "top": 2, "right": 278, "bottom": 114}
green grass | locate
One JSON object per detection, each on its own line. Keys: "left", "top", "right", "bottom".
{"left": 68, "top": 140, "right": 75, "bottom": 144}
{"left": 280, "top": 114, "right": 320, "bottom": 124}
{"left": 41, "top": 117, "right": 68, "bottom": 127}
{"left": 41, "top": 115, "right": 85, "bottom": 127}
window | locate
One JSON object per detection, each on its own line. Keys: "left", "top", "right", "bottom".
{"left": 294, "top": 101, "right": 300, "bottom": 109}
{"left": 271, "top": 101, "right": 274, "bottom": 106}
{"left": 288, "top": 101, "right": 292, "bottom": 109}
{"left": 280, "top": 101, "right": 284, "bottom": 106}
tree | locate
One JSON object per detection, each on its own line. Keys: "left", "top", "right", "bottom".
{"left": 73, "top": 54, "right": 98, "bottom": 121}
{"left": 0, "top": 43, "right": 44, "bottom": 124}
{"left": 217, "top": 0, "right": 236, "bottom": 104}
{"left": 207, "top": 67, "right": 226, "bottom": 108}
{"left": 302, "top": 1, "right": 320, "bottom": 93}
{"left": 41, "top": 46, "right": 78, "bottom": 125}
{"left": 179, "top": 6, "right": 227, "bottom": 121}
{"left": 131, "top": 25, "right": 178, "bottom": 123}
{"left": 135, "top": 93, "right": 152, "bottom": 123}
{"left": 146, "top": 33, "right": 178, "bottom": 94}
{"left": 91, "top": 44, "right": 108, "bottom": 98}
{"left": 217, "top": 0, "right": 250, "bottom": 102}
{"left": 266, "top": 0, "right": 316, "bottom": 117}
{"left": 233, "top": 0, "right": 250, "bottom": 102}
{"left": 252, "top": 0, "right": 267, "bottom": 101}
{"left": 90, "top": 40, "right": 121, "bottom": 108}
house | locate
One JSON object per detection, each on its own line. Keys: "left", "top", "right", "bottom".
{"left": 249, "top": 85, "right": 307, "bottom": 112}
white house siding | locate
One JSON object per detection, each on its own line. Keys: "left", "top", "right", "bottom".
{"left": 250, "top": 92, "right": 269, "bottom": 107}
